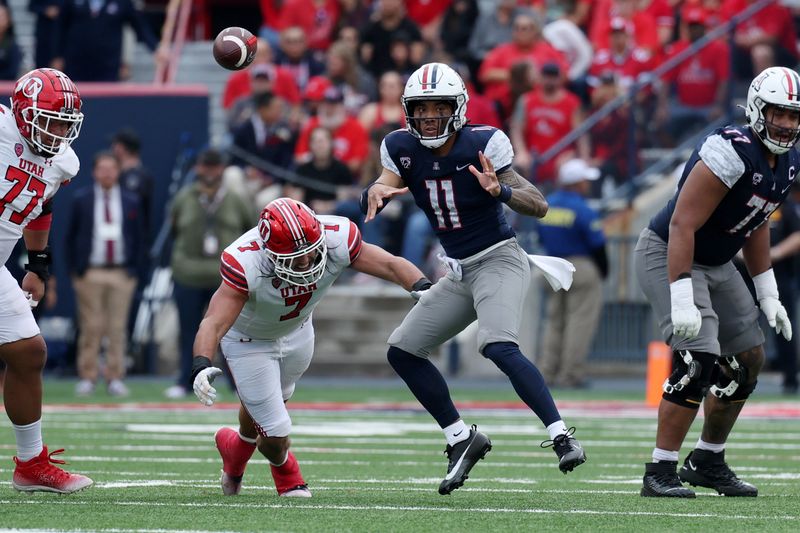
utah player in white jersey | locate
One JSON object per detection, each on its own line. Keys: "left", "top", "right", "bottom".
{"left": 189, "top": 198, "right": 428, "bottom": 497}
{"left": 0, "top": 68, "right": 92, "bottom": 493}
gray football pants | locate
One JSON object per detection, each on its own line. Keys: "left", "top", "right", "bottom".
{"left": 389, "top": 239, "right": 530, "bottom": 357}
{"left": 634, "top": 228, "right": 763, "bottom": 355}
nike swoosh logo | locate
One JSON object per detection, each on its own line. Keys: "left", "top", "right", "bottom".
{"left": 688, "top": 460, "right": 697, "bottom": 471}
{"left": 456, "top": 164, "right": 471, "bottom": 171}
{"left": 782, "top": 185, "right": 792, "bottom": 194}
{"left": 453, "top": 430, "right": 463, "bottom": 437}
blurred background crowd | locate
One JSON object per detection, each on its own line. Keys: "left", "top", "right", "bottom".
{"left": 0, "top": 0, "right": 798, "bottom": 397}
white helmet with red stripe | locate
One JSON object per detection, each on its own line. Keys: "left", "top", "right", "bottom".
{"left": 402, "top": 62, "right": 468, "bottom": 149}
{"left": 745, "top": 66, "right": 800, "bottom": 154}
{"left": 258, "top": 198, "right": 327, "bottom": 286}
{"left": 11, "top": 68, "right": 83, "bottom": 156}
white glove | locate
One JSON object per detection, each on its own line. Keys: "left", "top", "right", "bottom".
{"left": 670, "top": 277, "right": 702, "bottom": 338}
{"left": 753, "top": 269, "right": 793, "bottom": 341}
{"left": 24, "top": 292, "right": 39, "bottom": 308}
{"left": 193, "top": 367, "right": 223, "bottom": 406}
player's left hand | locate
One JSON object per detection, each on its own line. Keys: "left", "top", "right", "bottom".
{"left": 759, "top": 297, "right": 793, "bottom": 341}
{"left": 21, "top": 272, "right": 44, "bottom": 306}
{"left": 469, "top": 151, "right": 501, "bottom": 197}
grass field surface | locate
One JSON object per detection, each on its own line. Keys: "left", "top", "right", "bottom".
{"left": 1, "top": 379, "right": 799, "bottom": 532}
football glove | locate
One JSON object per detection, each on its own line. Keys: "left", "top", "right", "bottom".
{"left": 753, "top": 269, "right": 793, "bottom": 341}
{"left": 191, "top": 356, "right": 223, "bottom": 406}
{"left": 670, "top": 278, "right": 702, "bottom": 339}
{"left": 410, "top": 277, "right": 432, "bottom": 301}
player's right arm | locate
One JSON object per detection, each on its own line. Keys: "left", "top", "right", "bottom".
{"left": 361, "top": 166, "right": 409, "bottom": 223}
{"left": 667, "top": 160, "right": 729, "bottom": 282}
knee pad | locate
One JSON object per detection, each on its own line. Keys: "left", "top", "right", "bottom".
{"left": 709, "top": 355, "right": 756, "bottom": 402}
{"left": 662, "top": 350, "right": 716, "bottom": 409}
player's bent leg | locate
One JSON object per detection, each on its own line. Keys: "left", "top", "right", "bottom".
{"left": 3, "top": 336, "right": 93, "bottom": 494}
{"left": 263, "top": 440, "right": 310, "bottom": 498}
{"left": 482, "top": 342, "right": 586, "bottom": 473}
{"left": 678, "top": 348, "right": 761, "bottom": 497}
{"left": 642, "top": 349, "right": 717, "bottom": 498}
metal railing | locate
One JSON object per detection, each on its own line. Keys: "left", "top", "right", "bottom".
{"left": 533, "top": 0, "right": 778, "bottom": 202}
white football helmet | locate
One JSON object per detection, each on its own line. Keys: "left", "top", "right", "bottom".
{"left": 402, "top": 62, "right": 469, "bottom": 149}
{"left": 745, "top": 66, "right": 800, "bottom": 154}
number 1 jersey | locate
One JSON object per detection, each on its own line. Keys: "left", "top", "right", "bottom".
{"left": 0, "top": 104, "right": 79, "bottom": 266}
{"left": 219, "top": 215, "right": 362, "bottom": 340}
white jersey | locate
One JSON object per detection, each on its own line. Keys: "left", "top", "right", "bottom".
{"left": 220, "top": 214, "right": 362, "bottom": 340}
{"left": 0, "top": 104, "right": 79, "bottom": 266}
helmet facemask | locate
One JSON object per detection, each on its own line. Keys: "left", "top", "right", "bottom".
{"left": 267, "top": 232, "right": 328, "bottom": 287}
{"left": 402, "top": 95, "right": 465, "bottom": 149}
{"left": 25, "top": 107, "right": 83, "bottom": 156}
{"left": 751, "top": 100, "right": 800, "bottom": 155}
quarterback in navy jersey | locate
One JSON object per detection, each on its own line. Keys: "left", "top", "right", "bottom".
{"left": 361, "top": 62, "right": 586, "bottom": 495}
{"left": 634, "top": 67, "right": 800, "bottom": 498}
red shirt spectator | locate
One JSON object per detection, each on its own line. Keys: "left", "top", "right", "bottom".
{"left": 723, "top": 0, "right": 797, "bottom": 58}
{"left": 664, "top": 38, "right": 729, "bottom": 107}
{"left": 295, "top": 87, "right": 369, "bottom": 173}
{"left": 406, "top": 0, "right": 452, "bottom": 26}
{"left": 510, "top": 65, "right": 583, "bottom": 183}
{"left": 465, "top": 83, "right": 502, "bottom": 129}
{"left": 478, "top": 12, "right": 568, "bottom": 117}
{"left": 222, "top": 64, "right": 301, "bottom": 109}
{"left": 275, "top": 0, "right": 340, "bottom": 52}
{"left": 587, "top": 18, "right": 654, "bottom": 90}
{"left": 589, "top": 0, "right": 660, "bottom": 54}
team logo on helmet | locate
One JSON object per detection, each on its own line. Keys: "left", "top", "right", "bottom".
{"left": 258, "top": 218, "right": 271, "bottom": 244}
{"left": 14, "top": 143, "right": 23, "bottom": 157}
{"left": 16, "top": 76, "right": 43, "bottom": 99}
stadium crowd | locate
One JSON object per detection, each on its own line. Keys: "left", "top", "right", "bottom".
{"left": 0, "top": 0, "right": 797, "bottom": 397}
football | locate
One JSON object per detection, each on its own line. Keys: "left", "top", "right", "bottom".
{"left": 213, "top": 27, "right": 257, "bottom": 71}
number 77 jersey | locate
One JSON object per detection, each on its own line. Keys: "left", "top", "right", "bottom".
{"left": 0, "top": 104, "right": 79, "bottom": 266}
{"left": 219, "top": 215, "right": 363, "bottom": 340}
{"left": 648, "top": 125, "right": 800, "bottom": 266}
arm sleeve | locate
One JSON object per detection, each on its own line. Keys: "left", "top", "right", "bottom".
{"left": 347, "top": 221, "right": 363, "bottom": 264}
{"left": 698, "top": 134, "right": 746, "bottom": 188}
{"left": 379, "top": 139, "right": 401, "bottom": 175}
{"left": 484, "top": 129, "right": 515, "bottom": 172}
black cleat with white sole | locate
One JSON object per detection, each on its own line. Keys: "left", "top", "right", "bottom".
{"left": 540, "top": 427, "right": 587, "bottom": 473}
{"left": 641, "top": 461, "right": 696, "bottom": 498}
{"left": 678, "top": 449, "right": 757, "bottom": 497}
{"left": 438, "top": 425, "right": 492, "bottom": 495}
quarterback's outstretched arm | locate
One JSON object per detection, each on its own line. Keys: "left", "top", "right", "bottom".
{"left": 350, "top": 242, "right": 427, "bottom": 292}
{"left": 361, "top": 167, "right": 409, "bottom": 223}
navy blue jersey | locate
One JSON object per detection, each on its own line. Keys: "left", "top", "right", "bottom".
{"left": 650, "top": 125, "right": 800, "bottom": 266}
{"left": 381, "top": 125, "right": 516, "bottom": 259}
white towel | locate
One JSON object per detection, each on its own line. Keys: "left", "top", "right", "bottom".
{"left": 527, "top": 255, "right": 576, "bottom": 291}
{"left": 437, "top": 252, "right": 463, "bottom": 281}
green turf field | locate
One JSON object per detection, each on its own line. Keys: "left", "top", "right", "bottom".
{"left": 1, "top": 379, "right": 799, "bottom": 532}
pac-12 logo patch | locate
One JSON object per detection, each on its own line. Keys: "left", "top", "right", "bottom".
{"left": 14, "top": 143, "right": 23, "bottom": 157}
{"left": 400, "top": 156, "right": 411, "bottom": 169}
{"left": 752, "top": 173, "right": 763, "bottom": 185}
{"left": 272, "top": 278, "right": 282, "bottom": 289}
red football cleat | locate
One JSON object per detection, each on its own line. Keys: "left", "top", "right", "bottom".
{"left": 12, "top": 446, "right": 93, "bottom": 494}
{"left": 215, "top": 427, "right": 256, "bottom": 496}
{"left": 271, "top": 451, "right": 311, "bottom": 497}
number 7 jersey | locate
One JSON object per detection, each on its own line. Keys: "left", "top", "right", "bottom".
{"left": 219, "top": 215, "right": 363, "bottom": 340}
{"left": 0, "top": 104, "right": 79, "bottom": 266}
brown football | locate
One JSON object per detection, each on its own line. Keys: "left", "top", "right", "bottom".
{"left": 213, "top": 27, "right": 258, "bottom": 71}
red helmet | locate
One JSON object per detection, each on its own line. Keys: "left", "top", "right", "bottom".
{"left": 11, "top": 68, "right": 84, "bottom": 156}
{"left": 258, "top": 198, "right": 327, "bottom": 286}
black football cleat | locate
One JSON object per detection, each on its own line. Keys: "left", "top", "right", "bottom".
{"left": 540, "top": 427, "right": 586, "bottom": 473}
{"left": 641, "top": 461, "right": 696, "bottom": 498}
{"left": 678, "top": 449, "right": 757, "bottom": 497}
{"left": 438, "top": 425, "right": 492, "bottom": 495}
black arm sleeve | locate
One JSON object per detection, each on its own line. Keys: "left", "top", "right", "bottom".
{"left": 591, "top": 245, "right": 609, "bottom": 279}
